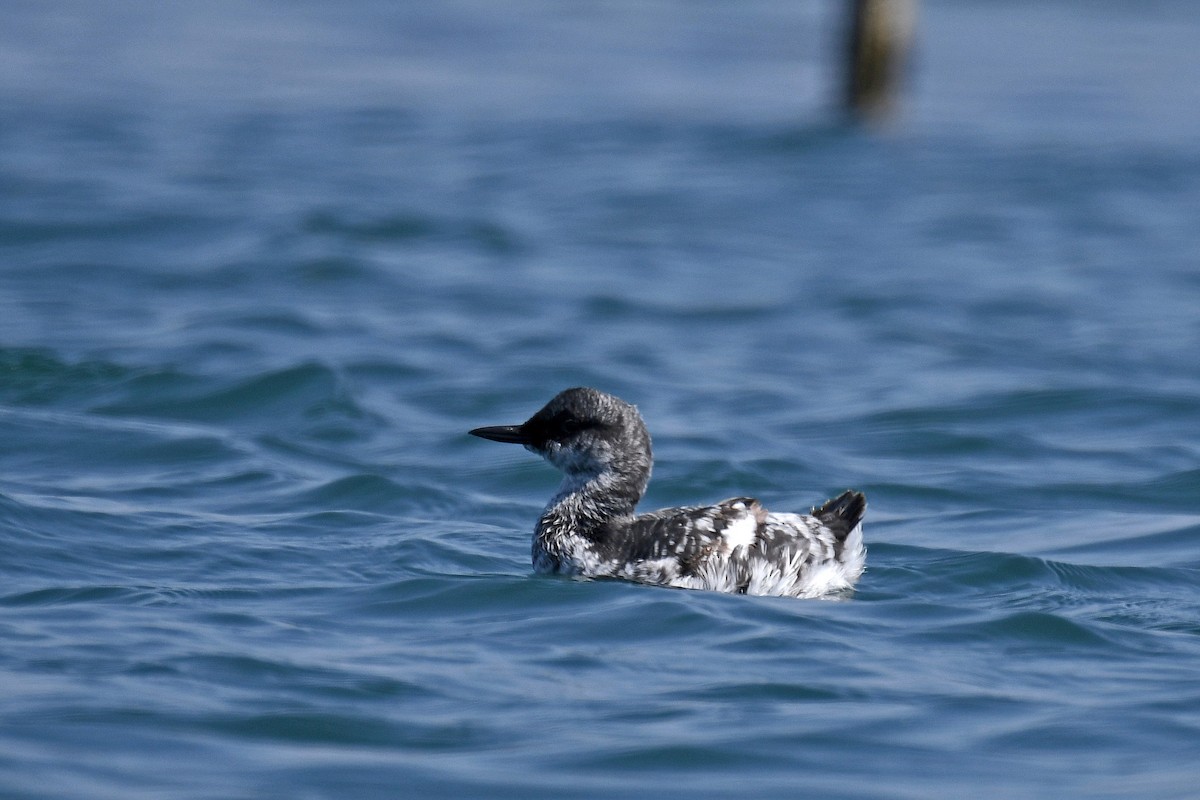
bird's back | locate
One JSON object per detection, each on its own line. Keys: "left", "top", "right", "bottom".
{"left": 586, "top": 491, "right": 866, "bottom": 597}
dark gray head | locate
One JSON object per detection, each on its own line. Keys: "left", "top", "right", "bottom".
{"left": 470, "top": 387, "right": 653, "bottom": 493}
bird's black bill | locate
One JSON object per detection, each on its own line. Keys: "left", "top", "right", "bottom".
{"left": 468, "top": 424, "right": 530, "bottom": 444}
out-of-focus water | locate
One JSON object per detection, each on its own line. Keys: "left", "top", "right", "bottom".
{"left": 2, "top": 2, "right": 1199, "bottom": 798}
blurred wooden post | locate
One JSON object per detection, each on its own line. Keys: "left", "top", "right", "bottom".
{"left": 844, "top": 0, "right": 917, "bottom": 121}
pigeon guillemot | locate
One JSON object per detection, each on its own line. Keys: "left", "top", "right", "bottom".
{"left": 470, "top": 387, "right": 866, "bottom": 598}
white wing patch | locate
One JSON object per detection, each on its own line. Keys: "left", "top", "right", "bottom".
{"left": 720, "top": 512, "right": 758, "bottom": 553}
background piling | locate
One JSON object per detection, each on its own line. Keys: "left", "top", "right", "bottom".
{"left": 844, "top": 0, "right": 918, "bottom": 121}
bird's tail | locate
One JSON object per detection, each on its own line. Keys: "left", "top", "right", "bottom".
{"left": 812, "top": 490, "right": 866, "bottom": 544}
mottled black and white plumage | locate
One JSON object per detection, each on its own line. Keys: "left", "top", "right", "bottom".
{"left": 469, "top": 387, "right": 866, "bottom": 598}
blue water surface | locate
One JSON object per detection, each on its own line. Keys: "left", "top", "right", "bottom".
{"left": 2, "top": 2, "right": 1199, "bottom": 798}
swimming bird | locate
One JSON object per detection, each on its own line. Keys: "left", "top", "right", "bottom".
{"left": 469, "top": 387, "right": 866, "bottom": 598}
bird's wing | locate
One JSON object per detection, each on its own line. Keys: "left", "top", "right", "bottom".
{"left": 604, "top": 497, "right": 768, "bottom": 572}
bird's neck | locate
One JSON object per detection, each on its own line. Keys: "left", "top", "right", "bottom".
{"left": 537, "top": 467, "right": 645, "bottom": 544}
